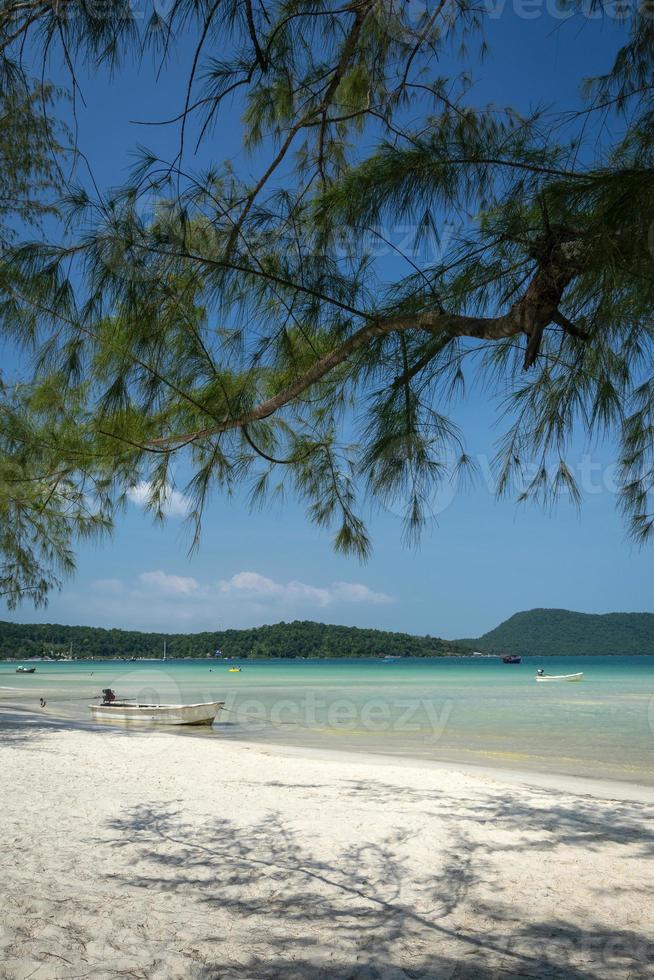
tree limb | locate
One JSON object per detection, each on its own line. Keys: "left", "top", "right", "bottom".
{"left": 149, "top": 243, "right": 585, "bottom": 447}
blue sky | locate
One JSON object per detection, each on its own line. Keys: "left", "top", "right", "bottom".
{"left": 4, "top": 7, "right": 652, "bottom": 638}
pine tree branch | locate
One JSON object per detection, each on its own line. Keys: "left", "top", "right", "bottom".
{"left": 148, "top": 244, "right": 585, "bottom": 447}
{"left": 245, "top": 0, "right": 267, "bottom": 72}
{"left": 225, "top": 0, "right": 374, "bottom": 251}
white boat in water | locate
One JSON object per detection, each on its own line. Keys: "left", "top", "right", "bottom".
{"left": 536, "top": 672, "right": 583, "bottom": 683}
{"left": 90, "top": 690, "right": 224, "bottom": 726}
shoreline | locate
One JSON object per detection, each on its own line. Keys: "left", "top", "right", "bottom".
{"left": 3, "top": 700, "right": 653, "bottom": 803}
{"left": 1, "top": 652, "right": 648, "bottom": 662}
{"left": 220, "top": 736, "right": 654, "bottom": 804}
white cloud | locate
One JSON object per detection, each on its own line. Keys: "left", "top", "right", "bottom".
{"left": 218, "top": 571, "right": 331, "bottom": 606}
{"left": 127, "top": 481, "right": 191, "bottom": 518}
{"left": 89, "top": 569, "right": 392, "bottom": 619}
{"left": 216, "top": 570, "right": 391, "bottom": 607}
{"left": 224, "top": 571, "right": 283, "bottom": 597}
{"left": 331, "top": 582, "right": 393, "bottom": 605}
{"left": 139, "top": 570, "right": 203, "bottom": 596}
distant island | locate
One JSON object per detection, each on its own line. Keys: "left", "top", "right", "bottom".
{"left": 461, "top": 608, "right": 654, "bottom": 657}
{"left": 2, "top": 608, "right": 653, "bottom": 660}
{"left": 0, "top": 619, "right": 466, "bottom": 660}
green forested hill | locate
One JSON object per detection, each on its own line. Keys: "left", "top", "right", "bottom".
{"left": 0, "top": 619, "right": 466, "bottom": 660}
{"left": 467, "top": 608, "right": 654, "bottom": 657}
{"left": 4, "top": 609, "right": 653, "bottom": 660}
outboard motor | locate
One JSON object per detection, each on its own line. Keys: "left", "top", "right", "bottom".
{"left": 101, "top": 688, "right": 117, "bottom": 704}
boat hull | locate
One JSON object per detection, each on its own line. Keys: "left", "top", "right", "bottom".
{"left": 536, "top": 673, "right": 583, "bottom": 682}
{"left": 89, "top": 701, "right": 224, "bottom": 726}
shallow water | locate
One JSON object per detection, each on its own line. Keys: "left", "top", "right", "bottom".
{"left": 2, "top": 655, "right": 653, "bottom": 784}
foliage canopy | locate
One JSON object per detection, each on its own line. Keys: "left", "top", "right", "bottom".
{"left": 0, "top": 617, "right": 466, "bottom": 659}
{"left": 1, "top": 2, "right": 654, "bottom": 604}
{"left": 470, "top": 608, "right": 654, "bottom": 657}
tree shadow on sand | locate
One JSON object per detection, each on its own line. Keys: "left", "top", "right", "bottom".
{"left": 337, "top": 778, "right": 654, "bottom": 856}
{"left": 0, "top": 705, "right": 202, "bottom": 747}
{"left": 103, "top": 795, "right": 654, "bottom": 980}
{"left": 0, "top": 705, "right": 103, "bottom": 744}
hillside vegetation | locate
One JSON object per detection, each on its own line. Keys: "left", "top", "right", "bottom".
{"left": 468, "top": 609, "right": 654, "bottom": 657}
{"left": 3, "top": 609, "right": 653, "bottom": 660}
{"left": 0, "top": 620, "right": 466, "bottom": 660}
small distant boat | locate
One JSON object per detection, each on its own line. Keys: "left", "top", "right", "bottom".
{"left": 228, "top": 666, "right": 242, "bottom": 672}
{"left": 16, "top": 666, "right": 36, "bottom": 674}
{"left": 536, "top": 672, "right": 583, "bottom": 683}
{"left": 383, "top": 655, "right": 400, "bottom": 662}
{"left": 90, "top": 689, "right": 224, "bottom": 725}
{"left": 501, "top": 655, "right": 521, "bottom": 664}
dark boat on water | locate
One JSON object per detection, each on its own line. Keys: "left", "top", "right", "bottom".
{"left": 501, "top": 655, "right": 522, "bottom": 664}
{"left": 16, "top": 666, "right": 37, "bottom": 673}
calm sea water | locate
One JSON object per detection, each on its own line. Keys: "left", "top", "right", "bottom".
{"left": 2, "top": 655, "right": 653, "bottom": 784}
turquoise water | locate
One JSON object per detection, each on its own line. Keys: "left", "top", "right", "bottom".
{"left": 2, "top": 656, "right": 653, "bottom": 784}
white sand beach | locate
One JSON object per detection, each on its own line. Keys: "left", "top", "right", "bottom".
{"left": 2, "top": 708, "right": 654, "bottom": 980}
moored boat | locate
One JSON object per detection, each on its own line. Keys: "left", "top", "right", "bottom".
{"left": 89, "top": 689, "right": 224, "bottom": 725}
{"left": 501, "top": 655, "right": 521, "bottom": 664}
{"left": 536, "top": 672, "right": 583, "bottom": 682}
{"left": 15, "top": 666, "right": 36, "bottom": 673}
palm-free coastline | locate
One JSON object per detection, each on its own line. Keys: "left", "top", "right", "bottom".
{"left": 3, "top": 654, "right": 654, "bottom": 786}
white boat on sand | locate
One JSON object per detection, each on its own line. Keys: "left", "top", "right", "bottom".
{"left": 90, "top": 690, "right": 224, "bottom": 726}
{"left": 536, "top": 672, "right": 583, "bottom": 683}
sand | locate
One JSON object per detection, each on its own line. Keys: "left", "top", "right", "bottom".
{"left": 1, "top": 707, "right": 654, "bottom": 980}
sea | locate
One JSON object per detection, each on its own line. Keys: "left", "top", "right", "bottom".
{"left": 2, "top": 655, "right": 653, "bottom": 785}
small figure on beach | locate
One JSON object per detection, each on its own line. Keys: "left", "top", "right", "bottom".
{"left": 40, "top": 698, "right": 46, "bottom": 708}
